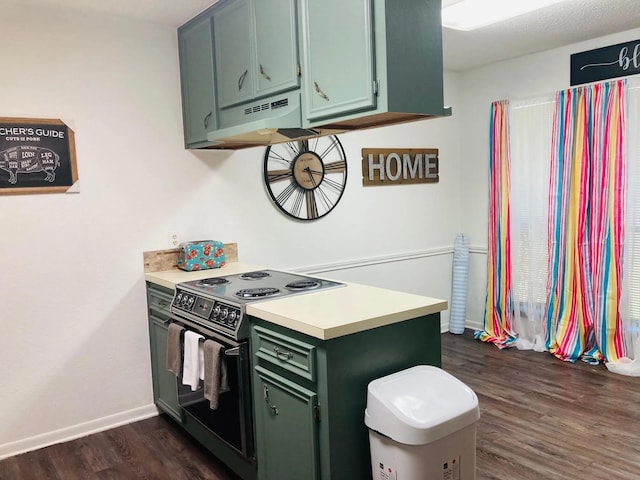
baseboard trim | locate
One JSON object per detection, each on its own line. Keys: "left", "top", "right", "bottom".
{"left": 465, "top": 319, "right": 484, "bottom": 331}
{"left": 0, "top": 404, "right": 159, "bottom": 460}
{"left": 441, "top": 319, "right": 483, "bottom": 334}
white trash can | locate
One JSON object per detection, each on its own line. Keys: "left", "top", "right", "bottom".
{"left": 365, "top": 365, "right": 480, "bottom": 480}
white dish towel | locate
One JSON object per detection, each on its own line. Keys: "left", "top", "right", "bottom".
{"left": 182, "top": 330, "right": 204, "bottom": 391}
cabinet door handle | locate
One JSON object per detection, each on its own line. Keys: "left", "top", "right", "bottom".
{"left": 204, "top": 111, "right": 212, "bottom": 129}
{"left": 263, "top": 384, "right": 278, "bottom": 415}
{"left": 273, "top": 346, "right": 293, "bottom": 360}
{"left": 259, "top": 64, "right": 271, "bottom": 82}
{"left": 238, "top": 69, "right": 248, "bottom": 91}
{"left": 314, "top": 81, "right": 330, "bottom": 101}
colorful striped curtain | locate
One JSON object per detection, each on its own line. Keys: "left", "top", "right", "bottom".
{"left": 479, "top": 81, "right": 628, "bottom": 364}
{"left": 475, "top": 100, "right": 518, "bottom": 348}
{"left": 546, "top": 81, "right": 627, "bottom": 363}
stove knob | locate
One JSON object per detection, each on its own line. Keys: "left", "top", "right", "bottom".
{"left": 213, "top": 304, "right": 221, "bottom": 317}
{"left": 174, "top": 292, "right": 183, "bottom": 305}
{"left": 228, "top": 310, "right": 237, "bottom": 326}
{"left": 221, "top": 307, "right": 229, "bottom": 321}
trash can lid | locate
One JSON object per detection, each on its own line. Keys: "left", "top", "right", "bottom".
{"left": 364, "top": 365, "right": 480, "bottom": 445}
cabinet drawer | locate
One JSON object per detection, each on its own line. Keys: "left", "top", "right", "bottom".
{"left": 253, "top": 325, "right": 316, "bottom": 381}
{"left": 149, "top": 313, "right": 171, "bottom": 328}
{"left": 147, "top": 284, "right": 174, "bottom": 318}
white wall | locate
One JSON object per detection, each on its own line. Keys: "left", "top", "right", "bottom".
{"left": 457, "top": 27, "right": 640, "bottom": 330}
{"left": 0, "top": 5, "right": 463, "bottom": 457}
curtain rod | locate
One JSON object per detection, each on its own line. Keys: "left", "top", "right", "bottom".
{"left": 510, "top": 78, "right": 640, "bottom": 109}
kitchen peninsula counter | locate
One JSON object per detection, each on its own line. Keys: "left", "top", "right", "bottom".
{"left": 144, "top": 266, "right": 447, "bottom": 339}
{"left": 144, "top": 264, "right": 446, "bottom": 480}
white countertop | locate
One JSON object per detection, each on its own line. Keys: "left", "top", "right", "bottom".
{"left": 145, "top": 265, "right": 447, "bottom": 340}
{"left": 246, "top": 283, "right": 447, "bottom": 340}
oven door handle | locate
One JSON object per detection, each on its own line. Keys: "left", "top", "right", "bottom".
{"left": 225, "top": 346, "right": 240, "bottom": 357}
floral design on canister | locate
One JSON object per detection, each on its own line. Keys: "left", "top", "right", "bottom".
{"left": 176, "top": 240, "right": 225, "bottom": 271}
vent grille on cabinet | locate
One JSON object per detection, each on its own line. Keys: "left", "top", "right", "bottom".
{"left": 243, "top": 98, "right": 289, "bottom": 116}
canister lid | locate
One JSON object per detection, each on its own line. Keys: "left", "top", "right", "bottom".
{"left": 364, "top": 365, "right": 480, "bottom": 445}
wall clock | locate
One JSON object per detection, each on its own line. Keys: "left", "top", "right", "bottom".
{"left": 263, "top": 135, "right": 347, "bottom": 221}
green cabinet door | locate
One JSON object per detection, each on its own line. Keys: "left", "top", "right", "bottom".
{"left": 214, "top": 0, "right": 254, "bottom": 108}
{"left": 178, "top": 14, "right": 216, "bottom": 148}
{"left": 254, "top": 366, "right": 319, "bottom": 480}
{"left": 146, "top": 284, "right": 184, "bottom": 423}
{"left": 300, "top": 0, "right": 376, "bottom": 122}
{"left": 215, "top": 0, "right": 299, "bottom": 108}
{"left": 254, "top": 0, "right": 299, "bottom": 98}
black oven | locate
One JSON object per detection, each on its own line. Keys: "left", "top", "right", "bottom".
{"left": 169, "top": 270, "right": 345, "bottom": 465}
{"left": 172, "top": 316, "right": 254, "bottom": 461}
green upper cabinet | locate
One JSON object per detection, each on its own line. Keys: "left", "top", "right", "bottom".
{"left": 254, "top": 0, "right": 299, "bottom": 98}
{"left": 300, "top": 0, "right": 447, "bottom": 131}
{"left": 299, "top": 0, "right": 375, "bottom": 123}
{"left": 214, "top": 0, "right": 299, "bottom": 110}
{"left": 178, "top": 13, "right": 217, "bottom": 148}
{"left": 176, "top": 0, "right": 446, "bottom": 149}
{"left": 214, "top": 0, "right": 254, "bottom": 108}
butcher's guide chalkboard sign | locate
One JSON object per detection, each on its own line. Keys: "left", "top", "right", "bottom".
{"left": 571, "top": 39, "right": 640, "bottom": 86}
{"left": 0, "top": 117, "right": 78, "bottom": 195}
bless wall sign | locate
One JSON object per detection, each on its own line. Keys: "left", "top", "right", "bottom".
{"left": 361, "top": 148, "right": 439, "bottom": 186}
{"left": 570, "top": 38, "right": 640, "bottom": 86}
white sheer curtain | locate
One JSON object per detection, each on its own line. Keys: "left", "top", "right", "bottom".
{"left": 610, "top": 78, "right": 640, "bottom": 375}
{"left": 508, "top": 96, "right": 555, "bottom": 352}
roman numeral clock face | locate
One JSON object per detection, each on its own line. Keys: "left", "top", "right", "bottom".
{"left": 263, "top": 135, "right": 347, "bottom": 221}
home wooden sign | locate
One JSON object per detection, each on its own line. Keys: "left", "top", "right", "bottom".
{"left": 361, "top": 148, "right": 439, "bottom": 186}
{"left": 0, "top": 117, "right": 78, "bottom": 195}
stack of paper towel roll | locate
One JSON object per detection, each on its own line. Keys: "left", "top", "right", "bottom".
{"left": 449, "top": 233, "right": 469, "bottom": 334}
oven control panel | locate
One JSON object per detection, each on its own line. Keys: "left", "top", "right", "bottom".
{"left": 172, "top": 289, "right": 242, "bottom": 332}
{"left": 173, "top": 290, "right": 199, "bottom": 312}
{"left": 209, "top": 301, "right": 242, "bottom": 329}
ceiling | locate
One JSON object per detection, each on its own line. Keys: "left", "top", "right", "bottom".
{"left": 442, "top": 0, "right": 640, "bottom": 71}
{"left": 4, "top": 0, "right": 640, "bottom": 72}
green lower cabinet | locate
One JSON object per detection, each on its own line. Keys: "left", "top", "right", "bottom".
{"left": 253, "top": 366, "right": 319, "bottom": 480}
{"left": 149, "top": 315, "right": 184, "bottom": 422}
{"left": 146, "top": 284, "right": 184, "bottom": 423}
{"left": 251, "top": 313, "right": 441, "bottom": 480}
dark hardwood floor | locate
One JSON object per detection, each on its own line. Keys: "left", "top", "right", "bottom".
{"left": 2, "top": 331, "right": 639, "bottom": 479}
{"left": 442, "top": 330, "right": 640, "bottom": 480}
{"left": 0, "top": 414, "right": 241, "bottom": 480}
